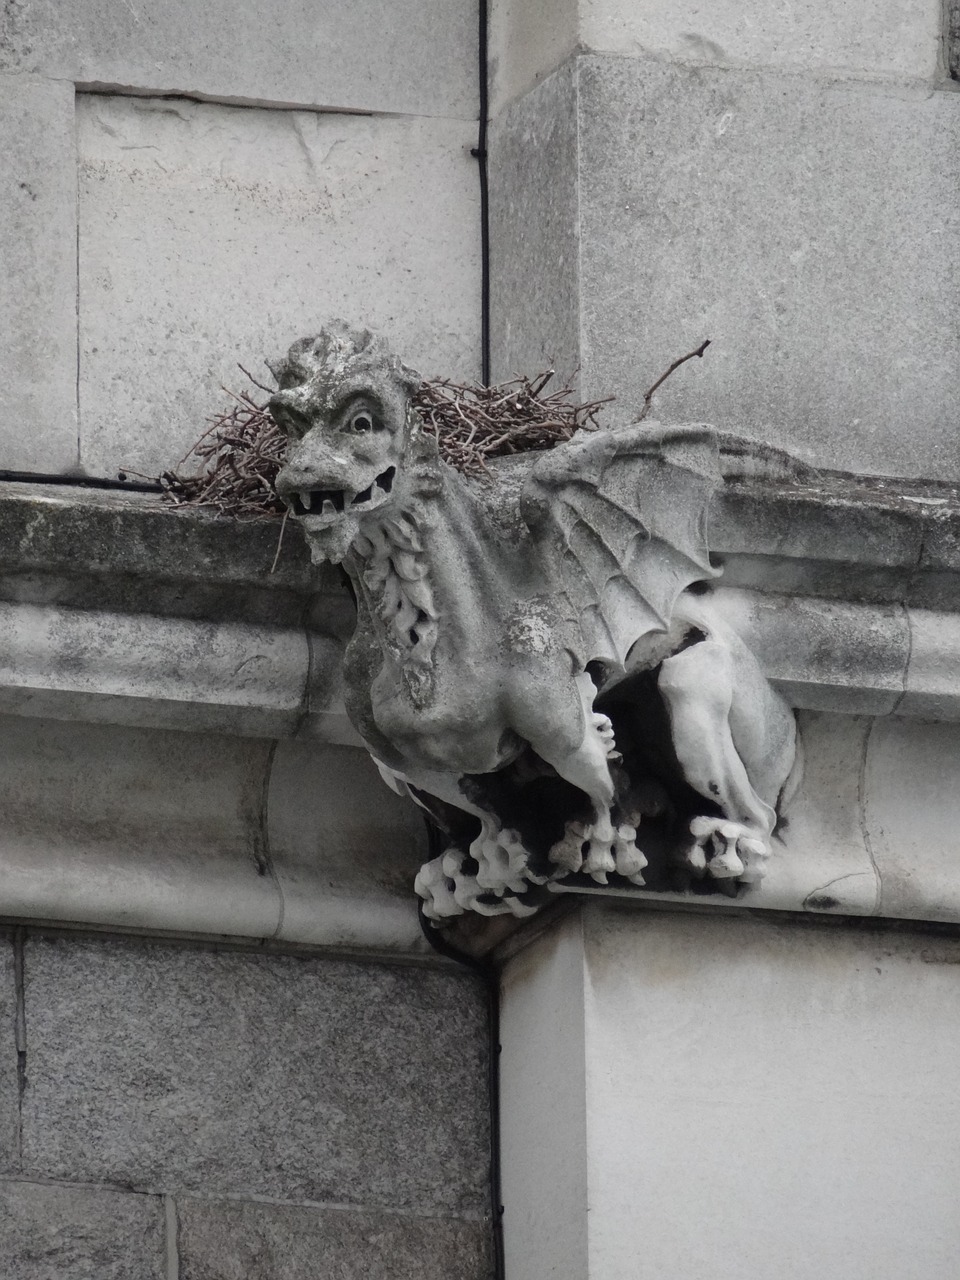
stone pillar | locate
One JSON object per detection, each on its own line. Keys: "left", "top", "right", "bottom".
{"left": 489, "top": 0, "right": 959, "bottom": 481}
{"left": 500, "top": 904, "right": 960, "bottom": 1280}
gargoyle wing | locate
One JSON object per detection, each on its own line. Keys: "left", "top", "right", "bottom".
{"left": 521, "top": 424, "right": 722, "bottom": 671}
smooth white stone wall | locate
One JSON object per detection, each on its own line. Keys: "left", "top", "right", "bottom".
{"left": 501, "top": 907, "right": 960, "bottom": 1280}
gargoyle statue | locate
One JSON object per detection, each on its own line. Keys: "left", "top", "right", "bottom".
{"left": 268, "top": 322, "right": 800, "bottom": 921}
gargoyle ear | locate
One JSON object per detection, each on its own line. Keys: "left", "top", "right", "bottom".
{"left": 265, "top": 357, "right": 285, "bottom": 384}
{"left": 396, "top": 358, "right": 422, "bottom": 396}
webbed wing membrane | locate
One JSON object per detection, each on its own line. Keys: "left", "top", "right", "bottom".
{"left": 521, "top": 424, "right": 722, "bottom": 671}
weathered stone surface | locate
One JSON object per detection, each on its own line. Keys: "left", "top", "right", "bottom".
{"left": 864, "top": 717, "right": 960, "bottom": 921}
{"left": 519, "top": 908, "right": 960, "bottom": 1280}
{"left": 489, "top": 64, "right": 580, "bottom": 387}
{"left": 0, "top": 0, "right": 476, "bottom": 118}
{"left": 0, "top": 934, "right": 19, "bottom": 1174}
{"left": 575, "top": 55, "right": 960, "bottom": 479}
{"left": 267, "top": 743, "right": 427, "bottom": 950}
{"left": 0, "top": 1180, "right": 165, "bottom": 1279}
{"left": 586, "top": 911, "right": 960, "bottom": 1280}
{"left": 491, "top": 0, "right": 940, "bottom": 109}
{"left": 0, "top": 715, "right": 280, "bottom": 936}
{"left": 712, "top": 588, "right": 911, "bottom": 715}
{"left": 947, "top": 0, "right": 960, "bottom": 80}
{"left": 77, "top": 94, "right": 480, "bottom": 479}
{"left": 489, "top": 0, "right": 579, "bottom": 112}
{"left": 177, "top": 1198, "right": 492, "bottom": 1280}
{"left": 0, "top": 76, "right": 78, "bottom": 473}
{"left": 21, "top": 936, "right": 489, "bottom": 1212}
{"left": 0, "top": 601, "right": 310, "bottom": 738}
{"left": 899, "top": 607, "right": 960, "bottom": 720}
{"left": 494, "top": 54, "right": 960, "bottom": 480}
{"left": 577, "top": 0, "right": 940, "bottom": 82}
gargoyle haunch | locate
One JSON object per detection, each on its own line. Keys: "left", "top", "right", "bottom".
{"left": 268, "top": 322, "right": 801, "bottom": 921}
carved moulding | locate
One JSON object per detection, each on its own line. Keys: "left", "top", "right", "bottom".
{"left": 268, "top": 322, "right": 801, "bottom": 921}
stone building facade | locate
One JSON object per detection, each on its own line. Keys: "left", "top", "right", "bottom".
{"left": 2, "top": 0, "right": 960, "bottom": 1277}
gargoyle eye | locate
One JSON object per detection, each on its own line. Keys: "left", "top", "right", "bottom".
{"left": 348, "top": 409, "right": 378, "bottom": 433}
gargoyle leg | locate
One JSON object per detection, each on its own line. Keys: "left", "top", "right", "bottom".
{"left": 524, "top": 673, "right": 646, "bottom": 885}
{"left": 658, "top": 639, "right": 777, "bottom": 881}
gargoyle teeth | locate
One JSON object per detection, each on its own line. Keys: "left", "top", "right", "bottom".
{"left": 300, "top": 490, "right": 312, "bottom": 511}
{"left": 322, "top": 498, "right": 337, "bottom": 517}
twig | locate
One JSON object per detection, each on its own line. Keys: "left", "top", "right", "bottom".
{"left": 269, "top": 507, "right": 290, "bottom": 574}
{"left": 635, "top": 339, "right": 711, "bottom": 422}
{"left": 238, "top": 363, "right": 277, "bottom": 395}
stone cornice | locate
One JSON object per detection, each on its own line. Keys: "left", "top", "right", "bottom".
{"left": 0, "top": 474, "right": 958, "bottom": 951}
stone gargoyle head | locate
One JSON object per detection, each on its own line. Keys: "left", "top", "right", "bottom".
{"left": 268, "top": 321, "right": 422, "bottom": 563}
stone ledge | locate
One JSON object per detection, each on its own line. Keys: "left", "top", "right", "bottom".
{"left": 1, "top": 474, "right": 958, "bottom": 948}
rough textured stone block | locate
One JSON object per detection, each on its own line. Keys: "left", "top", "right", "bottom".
{"left": 489, "top": 64, "right": 580, "bottom": 387}
{"left": 579, "top": 910, "right": 960, "bottom": 1280}
{"left": 0, "top": 715, "right": 280, "bottom": 936}
{"left": 177, "top": 1198, "right": 492, "bottom": 1280}
{"left": 21, "top": 936, "right": 489, "bottom": 1213}
{"left": 577, "top": 56, "right": 960, "bottom": 479}
{"left": 0, "top": 1180, "right": 165, "bottom": 1279}
{"left": 267, "top": 743, "right": 428, "bottom": 951}
{"left": 493, "top": 54, "right": 960, "bottom": 480}
{"left": 864, "top": 717, "right": 960, "bottom": 921}
{"left": 77, "top": 94, "right": 480, "bottom": 479}
{"left": 491, "top": 0, "right": 940, "bottom": 110}
{"left": 577, "top": 0, "right": 940, "bottom": 82}
{"left": 0, "top": 0, "right": 475, "bottom": 118}
{"left": 0, "top": 76, "right": 78, "bottom": 473}
{"left": 0, "top": 934, "right": 19, "bottom": 1173}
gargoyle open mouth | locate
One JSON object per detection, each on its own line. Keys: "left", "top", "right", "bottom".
{"left": 289, "top": 466, "right": 396, "bottom": 519}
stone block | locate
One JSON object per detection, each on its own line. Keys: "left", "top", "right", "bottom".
{"left": 493, "top": 54, "right": 960, "bottom": 480}
{"left": 77, "top": 94, "right": 480, "bottom": 480}
{"left": 0, "top": 1180, "right": 165, "bottom": 1279}
{"left": 266, "top": 742, "right": 428, "bottom": 951}
{"left": 490, "top": 0, "right": 940, "bottom": 109}
{"left": 864, "top": 717, "right": 960, "bottom": 921}
{"left": 710, "top": 588, "right": 910, "bottom": 714}
{"left": 489, "top": 0, "right": 579, "bottom": 113}
{"left": 0, "top": 601, "right": 309, "bottom": 739}
{"left": 177, "top": 1198, "right": 492, "bottom": 1280}
{"left": 0, "top": 0, "right": 476, "bottom": 118}
{"left": 0, "top": 715, "right": 280, "bottom": 936}
{"left": 21, "top": 935, "right": 489, "bottom": 1213}
{"left": 489, "top": 63, "right": 581, "bottom": 388}
{"left": 576, "top": 56, "right": 960, "bottom": 479}
{"left": 577, "top": 0, "right": 940, "bottom": 83}
{"left": 0, "top": 76, "right": 78, "bottom": 473}
{"left": 577, "top": 909, "right": 960, "bottom": 1280}
{"left": 0, "top": 934, "right": 19, "bottom": 1173}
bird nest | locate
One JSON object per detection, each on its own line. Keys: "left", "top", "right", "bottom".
{"left": 154, "top": 369, "right": 613, "bottom": 521}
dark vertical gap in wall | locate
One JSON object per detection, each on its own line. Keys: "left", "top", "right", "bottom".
{"left": 12, "top": 927, "right": 27, "bottom": 1162}
{"left": 472, "top": 0, "right": 491, "bottom": 385}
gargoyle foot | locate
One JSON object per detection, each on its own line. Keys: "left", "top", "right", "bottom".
{"left": 473, "top": 826, "right": 543, "bottom": 894}
{"left": 415, "top": 850, "right": 539, "bottom": 921}
{"left": 548, "top": 819, "right": 647, "bottom": 886}
{"left": 679, "top": 817, "right": 770, "bottom": 885}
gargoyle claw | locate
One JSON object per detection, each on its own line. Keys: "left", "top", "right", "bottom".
{"left": 682, "top": 817, "right": 771, "bottom": 885}
{"left": 591, "top": 712, "right": 621, "bottom": 760}
{"left": 415, "top": 849, "right": 539, "bottom": 920}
